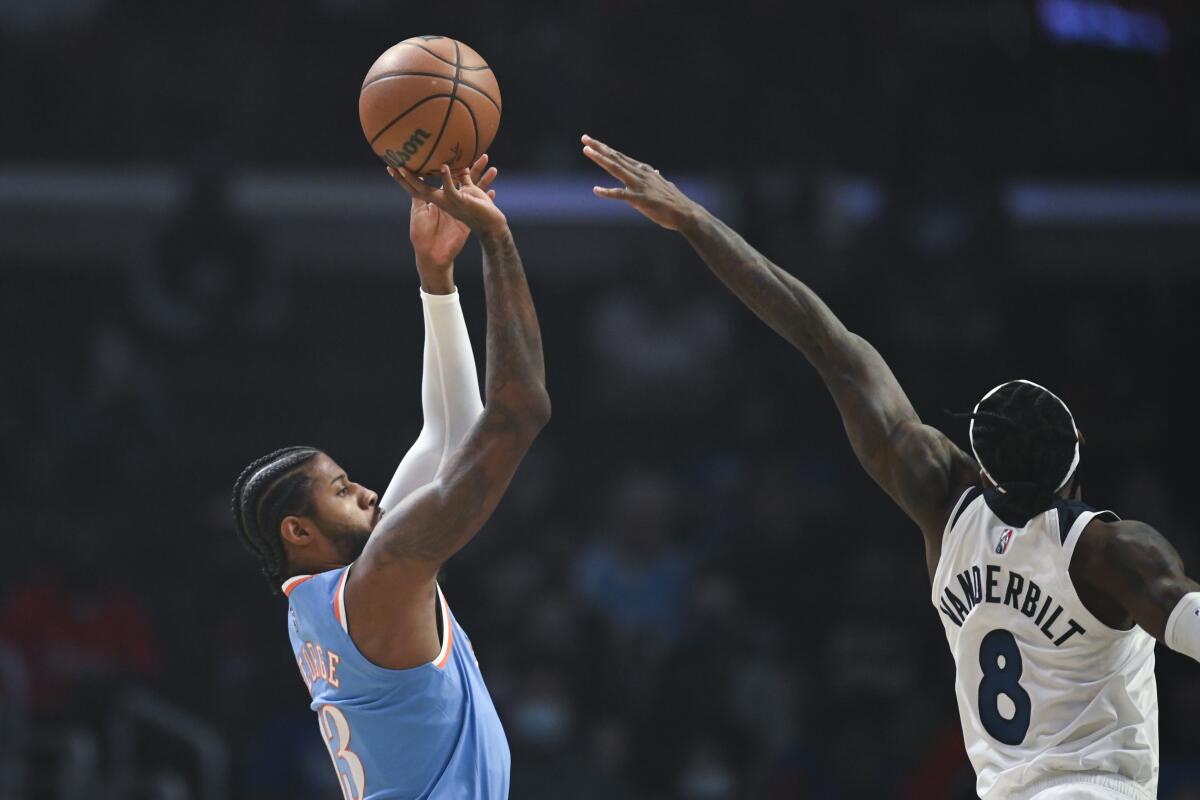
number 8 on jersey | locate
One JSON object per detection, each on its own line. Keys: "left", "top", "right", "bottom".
{"left": 977, "top": 629, "right": 1032, "bottom": 745}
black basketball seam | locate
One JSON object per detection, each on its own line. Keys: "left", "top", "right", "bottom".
{"left": 368, "top": 94, "right": 452, "bottom": 147}
{"left": 361, "top": 71, "right": 455, "bottom": 91}
{"left": 453, "top": 95, "right": 480, "bottom": 164}
{"left": 413, "top": 40, "right": 461, "bottom": 174}
{"left": 361, "top": 71, "right": 501, "bottom": 110}
{"left": 455, "top": 79, "right": 501, "bottom": 113}
{"left": 396, "top": 41, "right": 492, "bottom": 71}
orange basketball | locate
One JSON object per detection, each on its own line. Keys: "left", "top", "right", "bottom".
{"left": 359, "top": 36, "right": 502, "bottom": 176}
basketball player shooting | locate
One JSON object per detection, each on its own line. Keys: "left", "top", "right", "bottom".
{"left": 583, "top": 134, "right": 1200, "bottom": 800}
{"left": 232, "top": 157, "right": 549, "bottom": 800}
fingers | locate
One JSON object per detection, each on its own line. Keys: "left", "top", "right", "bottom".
{"left": 440, "top": 164, "right": 464, "bottom": 201}
{"left": 614, "top": 147, "right": 655, "bottom": 175}
{"left": 468, "top": 153, "right": 489, "bottom": 184}
{"left": 487, "top": 189, "right": 496, "bottom": 200}
{"left": 457, "top": 165, "right": 477, "bottom": 190}
{"left": 592, "top": 185, "right": 631, "bottom": 200}
{"left": 389, "top": 166, "right": 437, "bottom": 202}
{"left": 476, "top": 165, "right": 499, "bottom": 192}
{"left": 582, "top": 144, "right": 640, "bottom": 185}
{"left": 582, "top": 134, "right": 653, "bottom": 175}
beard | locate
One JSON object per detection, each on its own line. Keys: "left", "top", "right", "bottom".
{"left": 325, "top": 519, "right": 373, "bottom": 565}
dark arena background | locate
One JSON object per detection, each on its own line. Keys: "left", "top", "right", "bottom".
{"left": 2, "top": 1, "right": 1199, "bottom": 798}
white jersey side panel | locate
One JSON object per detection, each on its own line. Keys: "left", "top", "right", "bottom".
{"left": 932, "top": 489, "right": 1159, "bottom": 800}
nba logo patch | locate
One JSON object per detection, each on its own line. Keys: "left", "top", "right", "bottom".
{"left": 995, "top": 529, "right": 1014, "bottom": 555}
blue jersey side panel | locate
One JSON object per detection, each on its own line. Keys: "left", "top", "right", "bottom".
{"left": 286, "top": 568, "right": 510, "bottom": 799}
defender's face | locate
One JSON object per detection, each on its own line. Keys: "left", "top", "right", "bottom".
{"left": 306, "top": 453, "right": 380, "bottom": 565}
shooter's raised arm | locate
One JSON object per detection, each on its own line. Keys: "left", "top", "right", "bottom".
{"left": 582, "top": 135, "right": 976, "bottom": 559}
{"left": 344, "top": 163, "right": 549, "bottom": 668}
{"left": 378, "top": 155, "right": 497, "bottom": 510}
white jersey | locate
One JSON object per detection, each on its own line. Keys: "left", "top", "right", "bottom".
{"left": 932, "top": 487, "right": 1159, "bottom": 800}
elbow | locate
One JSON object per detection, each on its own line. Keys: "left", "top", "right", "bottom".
{"left": 522, "top": 386, "right": 552, "bottom": 431}
{"left": 493, "top": 385, "right": 551, "bottom": 436}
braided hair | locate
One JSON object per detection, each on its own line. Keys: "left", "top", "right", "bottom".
{"left": 966, "top": 380, "right": 1081, "bottom": 525}
{"left": 231, "top": 446, "right": 322, "bottom": 594}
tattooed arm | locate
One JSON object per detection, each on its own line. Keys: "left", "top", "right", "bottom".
{"left": 582, "top": 135, "right": 976, "bottom": 574}
{"left": 345, "top": 164, "right": 550, "bottom": 668}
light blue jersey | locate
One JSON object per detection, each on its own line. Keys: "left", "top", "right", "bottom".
{"left": 283, "top": 567, "right": 510, "bottom": 800}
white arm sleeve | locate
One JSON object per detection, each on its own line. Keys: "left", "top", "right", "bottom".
{"left": 378, "top": 288, "right": 484, "bottom": 511}
{"left": 1165, "top": 591, "right": 1200, "bottom": 664}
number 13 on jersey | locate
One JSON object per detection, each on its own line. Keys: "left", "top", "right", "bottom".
{"left": 319, "top": 704, "right": 366, "bottom": 800}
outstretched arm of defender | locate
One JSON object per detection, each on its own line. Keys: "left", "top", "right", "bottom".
{"left": 1075, "top": 519, "right": 1200, "bottom": 662}
{"left": 582, "top": 135, "right": 976, "bottom": 539}
{"left": 346, "top": 164, "right": 549, "bottom": 667}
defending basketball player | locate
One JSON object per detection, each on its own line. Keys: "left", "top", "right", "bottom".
{"left": 232, "top": 157, "right": 549, "bottom": 799}
{"left": 582, "top": 135, "right": 1200, "bottom": 800}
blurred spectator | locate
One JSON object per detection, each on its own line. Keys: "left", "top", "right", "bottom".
{"left": 586, "top": 249, "right": 735, "bottom": 422}
{"left": 824, "top": 547, "right": 920, "bottom": 699}
{"left": 132, "top": 169, "right": 283, "bottom": 339}
{"left": 575, "top": 472, "right": 692, "bottom": 646}
{"left": 243, "top": 709, "right": 342, "bottom": 800}
{"left": 0, "top": 517, "right": 160, "bottom": 716}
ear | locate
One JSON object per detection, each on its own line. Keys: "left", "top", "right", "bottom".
{"left": 280, "top": 515, "right": 315, "bottom": 548}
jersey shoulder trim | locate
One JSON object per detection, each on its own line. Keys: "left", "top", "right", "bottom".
{"left": 1055, "top": 498, "right": 1120, "bottom": 546}
{"left": 947, "top": 486, "right": 985, "bottom": 534}
{"left": 282, "top": 574, "right": 314, "bottom": 597}
{"left": 333, "top": 567, "right": 350, "bottom": 633}
{"left": 433, "top": 584, "right": 454, "bottom": 670}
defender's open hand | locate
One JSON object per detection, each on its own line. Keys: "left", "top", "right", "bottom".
{"left": 581, "top": 135, "right": 702, "bottom": 232}
{"left": 389, "top": 159, "right": 506, "bottom": 238}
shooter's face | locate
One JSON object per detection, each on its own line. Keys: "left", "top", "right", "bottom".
{"left": 305, "top": 453, "right": 380, "bottom": 565}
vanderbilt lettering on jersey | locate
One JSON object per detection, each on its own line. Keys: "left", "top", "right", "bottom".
{"left": 938, "top": 563, "right": 1086, "bottom": 647}
{"left": 932, "top": 487, "right": 1159, "bottom": 800}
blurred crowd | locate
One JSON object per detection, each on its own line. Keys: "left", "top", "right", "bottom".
{"left": 4, "top": 164, "right": 1200, "bottom": 798}
{"left": 2, "top": 0, "right": 1198, "bottom": 176}
{"left": 3, "top": 0, "right": 1200, "bottom": 798}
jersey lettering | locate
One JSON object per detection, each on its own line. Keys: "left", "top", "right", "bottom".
{"left": 288, "top": 573, "right": 511, "bottom": 798}
{"left": 1020, "top": 581, "right": 1041, "bottom": 617}
{"left": 938, "top": 564, "right": 1086, "bottom": 646}
{"left": 294, "top": 640, "right": 343, "bottom": 695}
{"left": 957, "top": 566, "right": 983, "bottom": 607}
{"left": 1003, "top": 572, "right": 1024, "bottom": 609}
{"left": 935, "top": 498, "right": 1158, "bottom": 798}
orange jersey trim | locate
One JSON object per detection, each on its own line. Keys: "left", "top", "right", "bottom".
{"left": 332, "top": 567, "right": 350, "bottom": 631}
{"left": 433, "top": 586, "right": 454, "bottom": 670}
{"left": 281, "top": 575, "right": 314, "bottom": 597}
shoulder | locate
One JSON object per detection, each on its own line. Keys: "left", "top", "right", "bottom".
{"left": 282, "top": 568, "right": 347, "bottom": 605}
{"left": 1053, "top": 497, "right": 1119, "bottom": 547}
{"left": 888, "top": 420, "right": 979, "bottom": 530}
{"left": 1070, "top": 516, "right": 1186, "bottom": 602}
{"left": 1073, "top": 516, "right": 1170, "bottom": 567}
{"left": 1070, "top": 515, "right": 1189, "bottom": 636}
{"left": 946, "top": 485, "right": 985, "bottom": 532}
